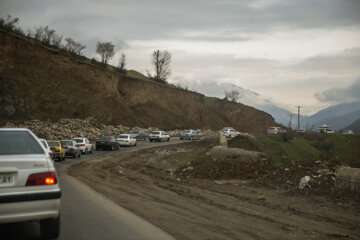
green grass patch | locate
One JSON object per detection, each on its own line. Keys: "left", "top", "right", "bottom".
{"left": 254, "top": 135, "right": 320, "bottom": 168}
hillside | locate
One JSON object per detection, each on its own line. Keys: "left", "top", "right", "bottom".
{"left": 0, "top": 30, "right": 274, "bottom": 133}
{"left": 179, "top": 80, "right": 293, "bottom": 126}
{"left": 307, "top": 101, "right": 360, "bottom": 130}
{"left": 344, "top": 118, "right": 360, "bottom": 133}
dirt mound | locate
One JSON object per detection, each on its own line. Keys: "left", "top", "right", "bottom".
{"left": 179, "top": 145, "right": 269, "bottom": 180}
{"left": 228, "top": 134, "right": 261, "bottom": 151}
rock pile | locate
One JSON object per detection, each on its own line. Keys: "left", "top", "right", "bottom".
{"left": 3, "top": 118, "right": 132, "bottom": 140}
{"left": 2, "top": 118, "right": 215, "bottom": 141}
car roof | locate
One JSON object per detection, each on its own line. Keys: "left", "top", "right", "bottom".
{"left": 0, "top": 128, "right": 32, "bottom": 131}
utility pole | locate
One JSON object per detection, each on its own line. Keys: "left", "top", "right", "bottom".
{"left": 297, "top": 106, "right": 301, "bottom": 130}
{"left": 288, "top": 113, "right": 293, "bottom": 129}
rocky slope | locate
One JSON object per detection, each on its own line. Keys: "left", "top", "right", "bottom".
{"left": 0, "top": 30, "right": 275, "bottom": 133}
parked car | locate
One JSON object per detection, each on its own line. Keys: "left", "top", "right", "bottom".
{"left": 223, "top": 127, "right": 240, "bottom": 138}
{"left": 96, "top": 136, "right": 120, "bottom": 151}
{"left": 116, "top": 134, "right": 137, "bottom": 147}
{"left": 129, "top": 131, "right": 148, "bottom": 141}
{"left": 148, "top": 131, "right": 170, "bottom": 142}
{"left": 180, "top": 129, "right": 202, "bottom": 141}
{"left": 39, "top": 138, "right": 54, "bottom": 160}
{"left": 61, "top": 140, "right": 81, "bottom": 158}
{"left": 73, "top": 137, "right": 93, "bottom": 154}
{"left": 0, "top": 128, "right": 61, "bottom": 239}
{"left": 47, "top": 140, "right": 65, "bottom": 161}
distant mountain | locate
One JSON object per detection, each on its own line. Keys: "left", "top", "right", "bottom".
{"left": 179, "top": 81, "right": 293, "bottom": 126}
{"left": 307, "top": 101, "right": 360, "bottom": 131}
{"left": 343, "top": 118, "right": 360, "bottom": 133}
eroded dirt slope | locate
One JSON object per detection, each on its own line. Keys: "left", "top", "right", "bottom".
{"left": 0, "top": 30, "right": 274, "bottom": 133}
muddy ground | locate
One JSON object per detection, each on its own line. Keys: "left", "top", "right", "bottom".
{"left": 69, "top": 140, "right": 360, "bottom": 240}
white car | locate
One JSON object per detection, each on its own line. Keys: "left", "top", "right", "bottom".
{"left": 73, "top": 137, "right": 93, "bottom": 154}
{"left": 223, "top": 127, "right": 240, "bottom": 138}
{"left": 39, "top": 138, "right": 54, "bottom": 159}
{"left": 0, "top": 128, "right": 61, "bottom": 239}
{"left": 180, "top": 129, "right": 202, "bottom": 141}
{"left": 148, "top": 131, "right": 170, "bottom": 142}
{"left": 116, "top": 134, "right": 137, "bottom": 146}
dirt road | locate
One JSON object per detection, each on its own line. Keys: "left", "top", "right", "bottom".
{"left": 70, "top": 140, "right": 360, "bottom": 240}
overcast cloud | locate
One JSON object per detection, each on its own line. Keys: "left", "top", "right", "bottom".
{"left": 315, "top": 78, "right": 360, "bottom": 103}
{"left": 1, "top": 0, "right": 360, "bottom": 114}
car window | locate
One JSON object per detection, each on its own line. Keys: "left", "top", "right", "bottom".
{"left": 151, "top": 131, "right": 160, "bottom": 135}
{"left": 101, "top": 136, "right": 115, "bottom": 141}
{"left": 48, "top": 141, "right": 61, "bottom": 147}
{"left": 0, "top": 131, "right": 45, "bottom": 155}
{"left": 74, "top": 138, "right": 84, "bottom": 143}
{"left": 61, "top": 140, "right": 73, "bottom": 146}
{"left": 118, "top": 135, "right": 129, "bottom": 139}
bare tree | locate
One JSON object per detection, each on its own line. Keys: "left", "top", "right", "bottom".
{"left": 64, "top": 37, "right": 86, "bottom": 55}
{"left": 225, "top": 90, "right": 240, "bottom": 102}
{"left": 118, "top": 53, "right": 126, "bottom": 72}
{"left": 51, "top": 33, "right": 63, "bottom": 48}
{"left": 96, "top": 42, "right": 115, "bottom": 64}
{"left": 151, "top": 50, "right": 171, "bottom": 82}
{"left": 0, "top": 15, "right": 19, "bottom": 30}
{"left": 33, "top": 26, "right": 62, "bottom": 46}
{"left": 34, "top": 27, "right": 45, "bottom": 41}
{"left": 43, "top": 26, "right": 55, "bottom": 44}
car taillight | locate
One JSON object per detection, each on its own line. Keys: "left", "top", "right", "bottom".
{"left": 26, "top": 172, "right": 58, "bottom": 186}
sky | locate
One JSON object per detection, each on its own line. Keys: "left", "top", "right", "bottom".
{"left": 1, "top": 0, "right": 360, "bottom": 114}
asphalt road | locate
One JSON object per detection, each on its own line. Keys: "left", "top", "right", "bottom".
{"left": 0, "top": 139, "right": 180, "bottom": 240}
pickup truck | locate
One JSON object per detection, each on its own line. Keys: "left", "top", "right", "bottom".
{"left": 148, "top": 131, "right": 170, "bottom": 142}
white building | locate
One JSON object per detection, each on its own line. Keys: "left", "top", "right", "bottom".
{"left": 267, "top": 126, "right": 285, "bottom": 135}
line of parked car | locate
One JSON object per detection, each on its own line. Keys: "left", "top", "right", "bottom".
{"left": 39, "top": 137, "right": 94, "bottom": 161}
{"left": 37, "top": 129, "right": 204, "bottom": 160}
{"left": 94, "top": 129, "right": 203, "bottom": 151}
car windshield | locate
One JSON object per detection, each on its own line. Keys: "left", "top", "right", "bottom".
{"left": 118, "top": 135, "right": 129, "bottom": 139}
{"left": 61, "top": 140, "right": 73, "bottom": 146}
{"left": 0, "top": 131, "right": 44, "bottom": 155}
{"left": 151, "top": 131, "right": 160, "bottom": 135}
{"left": 74, "top": 138, "right": 84, "bottom": 143}
{"left": 48, "top": 141, "right": 61, "bottom": 147}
